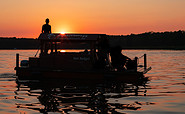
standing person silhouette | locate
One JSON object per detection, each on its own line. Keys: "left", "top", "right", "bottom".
{"left": 40, "top": 18, "right": 51, "bottom": 54}
{"left": 42, "top": 18, "right": 51, "bottom": 34}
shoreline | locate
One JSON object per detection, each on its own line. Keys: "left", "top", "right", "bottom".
{"left": 0, "top": 48, "right": 185, "bottom": 50}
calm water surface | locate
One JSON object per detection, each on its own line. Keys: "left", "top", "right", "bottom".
{"left": 0, "top": 50, "right": 185, "bottom": 114}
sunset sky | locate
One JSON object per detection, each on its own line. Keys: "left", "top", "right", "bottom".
{"left": 0, "top": 0, "right": 185, "bottom": 38}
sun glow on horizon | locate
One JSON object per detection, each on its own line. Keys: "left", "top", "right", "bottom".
{"left": 60, "top": 50, "right": 66, "bottom": 52}
{"left": 60, "top": 31, "right": 66, "bottom": 34}
{"left": 1, "top": 1, "right": 185, "bottom": 38}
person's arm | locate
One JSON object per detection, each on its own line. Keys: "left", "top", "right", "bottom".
{"left": 49, "top": 25, "right": 51, "bottom": 33}
{"left": 42, "top": 25, "right": 44, "bottom": 33}
{"left": 122, "top": 54, "right": 131, "bottom": 61}
{"left": 126, "top": 56, "right": 131, "bottom": 61}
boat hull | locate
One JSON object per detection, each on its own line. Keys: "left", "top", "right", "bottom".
{"left": 16, "top": 67, "right": 146, "bottom": 84}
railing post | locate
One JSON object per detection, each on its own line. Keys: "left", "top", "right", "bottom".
{"left": 16, "top": 53, "right": 19, "bottom": 68}
{"left": 144, "top": 54, "right": 147, "bottom": 70}
{"left": 50, "top": 41, "right": 53, "bottom": 53}
{"left": 134, "top": 57, "right": 138, "bottom": 72}
{"left": 55, "top": 42, "right": 57, "bottom": 53}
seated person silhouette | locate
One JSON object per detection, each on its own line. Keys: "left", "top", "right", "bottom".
{"left": 125, "top": 58, "right": 136, "bottom": 70}
{"left": 42, "top": 18, "right": 51, "bottom": 34}
{"left": 110, "top": 46, "right": 131, "bottom": 71}
{"left": 84, "top": 48, "right": 89, "bottom": 54}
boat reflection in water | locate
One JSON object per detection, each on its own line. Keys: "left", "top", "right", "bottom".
{"left": 15, "top": 77, "right": 150, "bottom": 114}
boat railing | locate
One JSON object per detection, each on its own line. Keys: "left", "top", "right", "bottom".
{"left": 137, "top": 54, "right": 152, "bottom": 74}
{"left": 15, "top": 53, "right": 37, "bottom": 69}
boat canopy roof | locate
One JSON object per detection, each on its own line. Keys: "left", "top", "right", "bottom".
{"left": 38, "top": 33, "right": 107, "bottom": 42}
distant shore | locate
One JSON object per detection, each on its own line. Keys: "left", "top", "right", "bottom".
{"left": 0, "top": 30, "right": 184, "bottom": 50}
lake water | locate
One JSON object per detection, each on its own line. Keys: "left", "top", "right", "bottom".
{"left": 0, "top": 50, "right": 185, "bottom": 114}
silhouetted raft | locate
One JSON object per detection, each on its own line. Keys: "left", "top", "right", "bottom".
{"left": 15, "top": 33, "right": 151, "bottom": 82}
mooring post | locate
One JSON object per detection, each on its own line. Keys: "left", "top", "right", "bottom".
{"left": 16, "top": 53, "right": 19, "bottom": 68}
{"left": 144, "top": 54, "right": 147, "bottom": 70}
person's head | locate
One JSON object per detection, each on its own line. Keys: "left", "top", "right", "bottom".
{"left": 45, "top": 18, "right": 49, "bottom": 24}
{"left": 110, "top": 46, "right": 122, "bottom": 56}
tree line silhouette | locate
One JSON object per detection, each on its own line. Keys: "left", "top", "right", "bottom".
{"left": 0, "top": 30, "right": 184, "bottom": 49}
{"left": 109, "top": 30, "right": 185, "bottom": 49}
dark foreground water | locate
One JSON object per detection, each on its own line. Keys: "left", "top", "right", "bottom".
{"left": 0, "top": 50, "right": 185, "bottom": 114}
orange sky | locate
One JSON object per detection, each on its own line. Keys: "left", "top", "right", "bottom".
{"left": 0, "top": 0, "right": 185, "bottom": 38}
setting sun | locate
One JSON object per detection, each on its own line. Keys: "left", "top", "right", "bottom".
{"left": 60, "top": 32, "right": 66, "bottom": 34}
{"left": 60, "top": 50, "right": 66, "bottom": 53}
